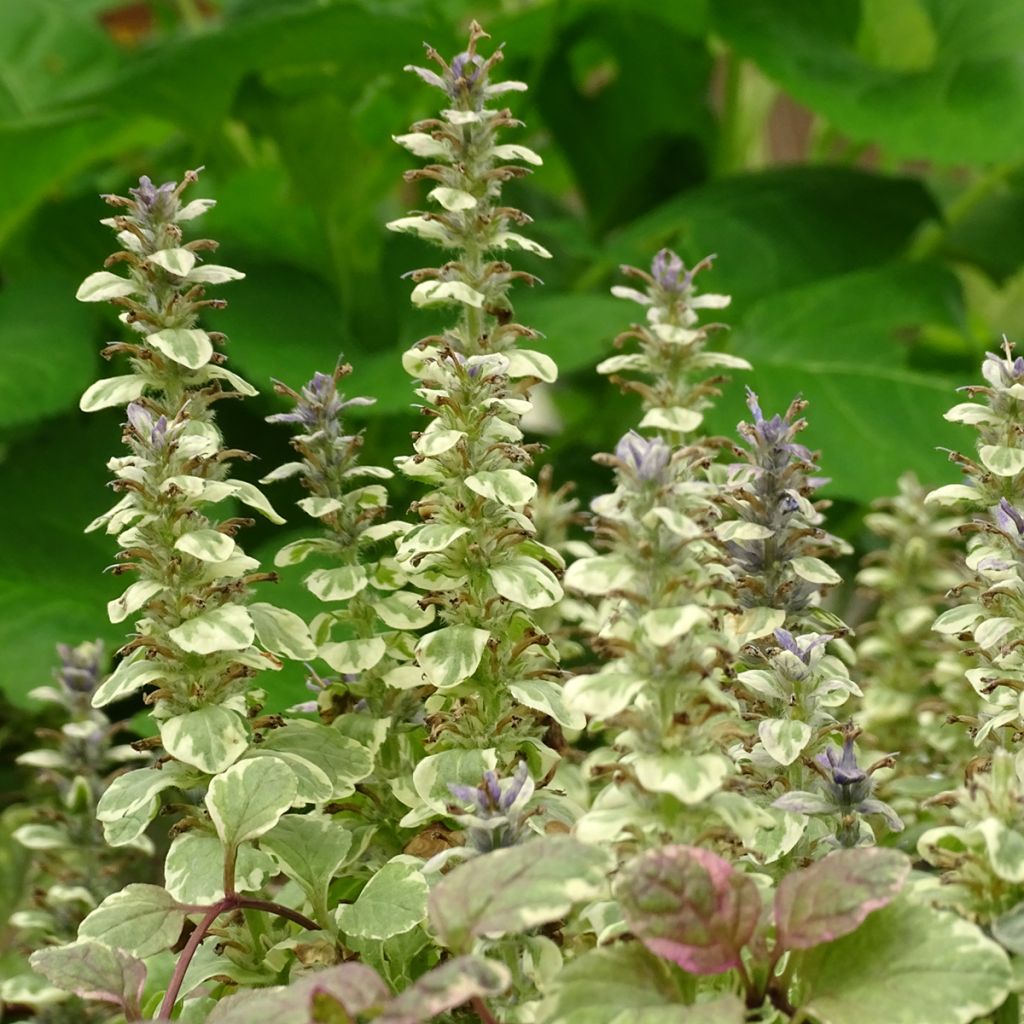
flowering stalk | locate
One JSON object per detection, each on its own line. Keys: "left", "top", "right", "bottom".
{"left": 918, "top": 341, "right": 1024, "bottom": 926}
{"left": 385, "top": 23, "right": 569, "bottom": 764}
{"left": 77, "top": 169, "right": 314, "bottom": 791}
{"left": 2, "top": 643, "right": 152, "bottom": 1019}
{"left": 563, "top": 254, "right": 755, "bottom": 849}
{"left": 722, "top": 389, "right": 850, "bottom": 637}
{"left": 855, "top": 472, "right": 973, "bottom": 816}
{"left": 48, "top": 173, "right": 380, "bottom": 1018}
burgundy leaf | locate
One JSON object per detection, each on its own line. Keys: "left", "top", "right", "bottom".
{"left": 774, "top": 847, "right": 910, "bottom": 952}
{"left": 615, "top": 845, "right": 762, "bottom": 974}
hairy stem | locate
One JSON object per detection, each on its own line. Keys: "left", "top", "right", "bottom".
{"left": 472, "top": 995, "right": 499, "bottom": 1024}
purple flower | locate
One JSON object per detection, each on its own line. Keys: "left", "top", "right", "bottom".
{"left": 650, "top": 249, "right": 690, "bottom": 294}
{"left": 55, "top": 641, "right": 104, "bottom": 696}
{"left": 615, "top": 431, "right": 671, "bottom": 484}
{"left": 267, "top": 369, "right": 374, "bottom": 436}
{"left": 774, "top": 729, "right": 903, "bottom": 845}
{"left": 448, "top": 762, "right": 533, "bottom": 852}
{"left": 126, "top": 402, "right": 168, "bottom": 449}
{"left": 129, "top": 175, "right": 177, "bottom": 220}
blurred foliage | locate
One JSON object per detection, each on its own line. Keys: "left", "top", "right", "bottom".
{"left": 0, "top": 0, "right": 1022, "bottom": 707}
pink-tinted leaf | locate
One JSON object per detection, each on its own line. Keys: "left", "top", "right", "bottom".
{"left": 207, "top": 963, "right": 389, "bottom": 1023}
{"left": 774, "top": 847, "right": 910, "bottom": 952}
{"left": 379, "top": 955, "right": 510, "bottom": 1024}
{"left": 615, "top": 845, "right": 762, "bottom": 975}
{"left": 30, "top": 941, "right": 146, "bottom": 1016}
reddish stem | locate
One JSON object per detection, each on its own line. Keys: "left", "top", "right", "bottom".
{"left": 154, "top": 896, "right": 321, "bottom": 1019}
{"left": 472, "top": 995, "right": 499, "bottom": 1024}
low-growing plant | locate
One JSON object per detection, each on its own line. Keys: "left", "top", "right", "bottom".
{"left": 8, "top": 18, "right": 1024, "bottom": 1024}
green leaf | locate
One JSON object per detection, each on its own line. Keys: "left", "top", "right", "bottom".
{"left": 254, "top": 721, "right": 374, "bottom": 800}
{"left": 379, "top": 956, "right": 511, "bottom": 1024}
{"left": 615, "top": 845, "right": 761, "bottom": 975}
{"left": 337, "top": 859, "right": 428, "bottom": 941}
{"left": 758, "top": 719, "right": 813, "bottom": 766}
{"left": 0, "top": 269, "right": 96, "bottom": 429}
{"left": 711, "top": 0, "right": 1024, "bottom": 164}
{"left": 398, "top": 748, "right": 498, "bottom": 829}
{"left": 174, "top": 529, "right": 236, "bottom": 563}
{"left": 489, "top": 558, "right": 563, "bottom": 610}
{"left": 205, "top": 963, "right": 389, "bottom": 1024}
{"left": 305, "top": 565, "right": 368, "bottom": 601}
{"left": 148, "top": 248, "right": 197, "bottom": 276}
{"left": 207, "top": 757, "right": 297, "bottom": 849}
{"left": 29, "top": 941, "right": 145, "bottom": 1013}
{"left": 564, "top": 555, "right": 638, "bottom": 595}
{"left": 320, "top": 636, "right": 387, "bottom": 673}
{"left": 537, "top": 943, "right": 744, "bottom": 1024}
{"left": 147, "top": 328, "right": 214, "bottom": 370}
{"left": 465, "top": 469, "right": 537, "bottom": 506}
{"left": 91, "top": 656, "right": 167, "bottom": 707}
{"left": 415, "top": 625, "right": 491, "bottom": 689}
{"left": 795, "top": 900, "right": 1011, "bottom": 1024}
{"left": 78, "top": 884, "right": 184, "bottom": 958}
{"left": 977, "top": 819, "right": 1024, "bottom": 883}
{"left": 164, "top": 831, "right": 275, "bottom": 905}
{"left": 107, "top": 578, "right": 164, "bottom": 624}
{"left": 168, "top": 604, "right": 255, "bottom": 655}
{"left": 429, "top": 837, "right": 611, "bottom": 952}
{"left": 261, "top": 813, "right": 352, "bottom": 918}
{"left": 774, "top": 848, "right": 910, "bottom": 951}
{"left": 510, "top": 679, "right": 585, "bottom": 731}
{"left": 633, "top": 753, "right": 732, "bottom": 805}
{"left": 248, "top": 602, "right": 316, "bottom": 660}
{"left": 161, "top": 705, "right": 249, "bottom": 775}
{"left": 979, "top": 445, "right": 1024, "bottom": 478}
{"left": 75, "top": 271, "right": 138, "bottom": 302}
{"left": 372, "top": 590, "right": 436, "bottom": 630}
{"left": 80, "top": 374, "right": 148, "bottom": 413}
{"left": 96, "top": 762, "right": 196, "bottom": 836}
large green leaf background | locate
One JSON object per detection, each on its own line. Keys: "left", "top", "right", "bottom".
{"left": 0, "top": 0, "right": 1016, "bottom": 705}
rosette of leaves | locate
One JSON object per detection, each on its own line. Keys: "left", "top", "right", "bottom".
{"left": 603, "top": 249, "right": 748, "bottom": 445}
{"left": 385, "top": 24, "right": 569, "bottom": 768}
{"left": 855, "top": 473, "right": 973, "bottom": 823}
{"left": 1, "top": 643, "right": 151, "bottom": 1019}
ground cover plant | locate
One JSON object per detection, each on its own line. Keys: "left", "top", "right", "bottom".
{"left": 7, "top": 1, "right": 1024, "bottom": 1022}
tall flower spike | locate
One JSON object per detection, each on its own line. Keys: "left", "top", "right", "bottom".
{"left": 562, "top": 249, "right": 753, "bottom": 850}
{"left": 3, "top": 643, "right": 153, "bottom": 1018}
{"left": 603, "top": 249, "right": 746, "bottom": 443}
{"left": 722, "top": 389, "right": 850, "bottom": 636}
{"left": 75, "top": 170, "right": 316, "bottom": 838}
{"left": 385, "top": 24, "right": 571, "bottom": 770}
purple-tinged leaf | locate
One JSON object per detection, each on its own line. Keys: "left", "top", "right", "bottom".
{"left": 774, "top": 847, "right": 910, "bottom": 952}
{"left": 379, "top": 955, "right": 511, "bottom": 1024}
{"left": 429, "top": 836, "right": 611, "bottom": 952}
{"left": 615, "top": 845, "right": 761, "bottom": 975}
{"left": 206, "top": 963, "right": 389, "bottom": 1023}
{"left": 29, "top": 941, "right": 145, "bottom": 1016}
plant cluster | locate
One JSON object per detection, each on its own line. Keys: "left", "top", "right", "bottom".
{"left": 7, "top": 20, "right": 1024, "bottom": 1024}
